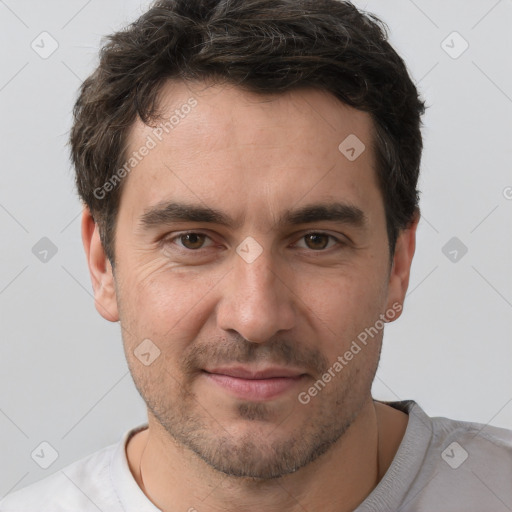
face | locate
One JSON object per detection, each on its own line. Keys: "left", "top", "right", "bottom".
{"left": 85, "top": 80, "right": 415, "bottom": 479}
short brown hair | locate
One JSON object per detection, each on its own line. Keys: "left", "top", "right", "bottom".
{"left": 70, "top": 0, "right": 425, "bottom": 267}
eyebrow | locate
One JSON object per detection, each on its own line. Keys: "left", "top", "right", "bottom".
{"left": 138, "top": 201, "right": 367, "bottom": 230}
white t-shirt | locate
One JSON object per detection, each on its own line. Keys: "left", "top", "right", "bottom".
{"left": 1, "top": 400, "right": 511, "bottom": 512}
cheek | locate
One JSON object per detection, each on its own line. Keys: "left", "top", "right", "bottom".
{"left": 299, "top": 269, "right": 387, "bottom": 354}
{"left": 117, "top": 259, "right": 224, "bottom": 347}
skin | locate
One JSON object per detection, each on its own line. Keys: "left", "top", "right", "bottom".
{"left": 82, "top": 80, "right": 418, "bottom": 512}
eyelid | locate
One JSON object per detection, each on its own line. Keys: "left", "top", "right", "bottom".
{"left": 162, "top": 229, "right": 349, "bottom": 252}
{"left": 291, "top": 231, "right": 346, "bottom": 250}
{"left": 163, "top": 230, "right": 216, "bottom": 250}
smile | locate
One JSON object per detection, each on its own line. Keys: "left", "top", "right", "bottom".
{"left": 202, "top": 366, "right": 307, "bottom": 401}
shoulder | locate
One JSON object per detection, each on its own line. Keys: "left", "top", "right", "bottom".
{"left": 0, "top": 442, "right": 121, "bottom": 512}
{"left": 409, "top": 405, "right": 512, "bottom": 510}
{"left": 363, "top": 400, "right": 512, "bottom": 511}
{"left": 428, "top": 412, "right": 512, "bottom": 467}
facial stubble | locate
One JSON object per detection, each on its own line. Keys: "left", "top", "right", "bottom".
{"left": 126, "top": 335, "right": 381, "bottom": 480}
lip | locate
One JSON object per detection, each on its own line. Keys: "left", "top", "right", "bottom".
{"left": 203, "top": 366, "right": 307, "bottom": 401}
{"left": 205, "top": 366, "right": 306, "bottom": 379}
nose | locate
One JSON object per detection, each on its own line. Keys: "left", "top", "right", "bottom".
{"left": 216, "top": 245, "right": 296, "bottom": 343}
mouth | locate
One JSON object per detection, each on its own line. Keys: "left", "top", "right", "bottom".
{"left": 202, "top": 366, "right": 308, "bottom": 401}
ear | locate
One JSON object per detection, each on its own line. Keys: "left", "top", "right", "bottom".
{"left": 385, "top": 209, "right": 419, "bottom": 321}
{"left": 81, "top": 207, "right": 119, "bottom": 322}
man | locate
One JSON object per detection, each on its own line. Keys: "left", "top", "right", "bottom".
{"left": 1, "top": 0, "right": 511, "bottom": 511}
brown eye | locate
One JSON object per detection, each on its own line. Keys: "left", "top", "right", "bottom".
{"left": 180, "top": 233, "right": 207, "bottom": 250}
{"left": 304, "top": 233, "right": 330, "bottom": 250}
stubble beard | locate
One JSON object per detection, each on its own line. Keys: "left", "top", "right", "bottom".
{"left": 139, "top": 366, "right": 371, "bottom": 480}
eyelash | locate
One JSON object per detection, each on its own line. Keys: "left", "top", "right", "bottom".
{"left": 163, "top": 231, "right": 346, "bottom": 252}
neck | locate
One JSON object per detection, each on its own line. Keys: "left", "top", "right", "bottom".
{"left": 127, "top": 398, "right": 408, "bottom": 512}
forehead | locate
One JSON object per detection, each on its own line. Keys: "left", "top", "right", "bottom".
{"left": 120, "top": 80, "right": 382, "bottom": 228}
{"left": 131, "top": 80, "right": 373, "bottom": 154}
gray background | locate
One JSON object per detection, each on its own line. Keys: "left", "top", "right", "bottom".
{"left": 1, "top": 0, "right": 511, "bottom": 496}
